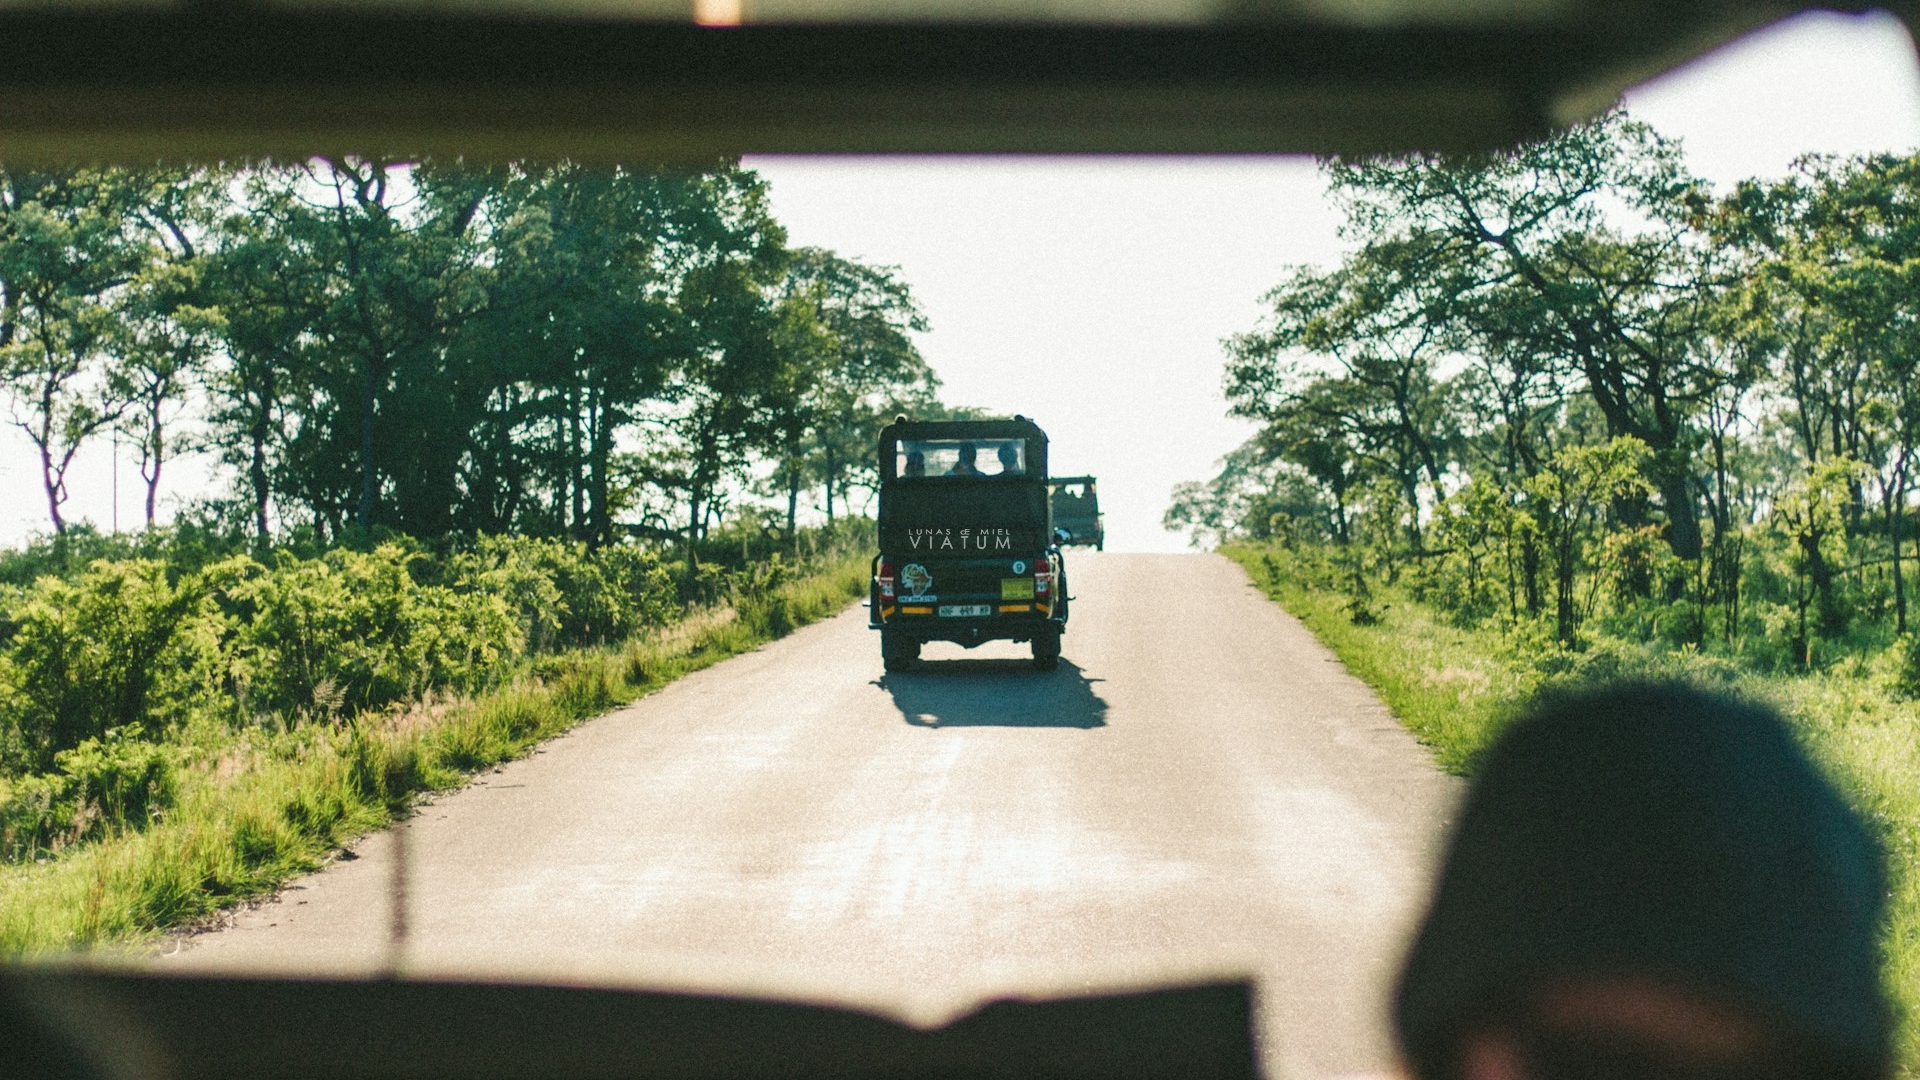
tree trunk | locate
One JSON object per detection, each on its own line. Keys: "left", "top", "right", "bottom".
{"left": 1798, "top": 526, "right": 1844, "bottom": 637}
{"left": 1892, "top": 467, "right": 1908, "bottom": 635}
{"left": 1554, "top": 536, "right": 1577, "bottom": 644}
{"left": 567, "top": 384, "right": 584, "bottom": 539}
{"left": 38, "top": 439, "right": 66, "bottom": 537}
{"left": 357, "top": 360, "right": 379, "bottom": 533}
{"left": 142, "top": 442, "right": 161, "bottom": 529}
{"left": 141, "top": 398, "right": 164, "bottom": 529}
{"left": 248, "top": 370, "right": 276, "bottom": 545}
{"left": 250, "top": 424, "right": 272, "bottom": 544}
{"left": 823, "top": 444, "right": 837, "bottom": 523}
{"left": 1655, "top": 472, "right": 1703, "bottom": 563}
{"left": 786, "top": 467, "right": 800, "bottom": 553}
{"left": 1401, "top": 470, "right": 1423, "bottom": 554}
{"left": 587, "top": 384, "right": 612, "bottom": 548}
{"left": 1521, "top": 531, "right": 1542, "bottom": 615}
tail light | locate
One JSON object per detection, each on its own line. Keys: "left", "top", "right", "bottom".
{"left": 1033, "top": 558, "right": 1051, "bottom": 597}
{"left": 878, "top": 559, "right": 896, "bottom": 600}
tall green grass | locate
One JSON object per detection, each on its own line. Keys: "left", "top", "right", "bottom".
{"left": 0, "top": 551, "right": 870, "bottom": 955}
{"left": 1225, "top": 543, "right": 1920, "bottom": 1076}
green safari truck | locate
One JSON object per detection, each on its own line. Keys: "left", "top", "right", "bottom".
{"left": 870, "top": 416, "right": 1070, "bottom": 672}
{"left": 1048, "top": 476, "right": 1103, "bottom": 550}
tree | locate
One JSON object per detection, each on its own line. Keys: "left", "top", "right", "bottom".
{"left": 627, "top": 167, "right": 791, "bottom": 553}
{"left": 1226, "top": 249, "right": 1460, "bottom": 555}
{"left": 473, "top": 164, "right": 737, "bottom": 544}
{"left": 772, "top": 248, "right": 936, "bottom": 535}
{"left": 244, "top": 158, "right": 488, "bottom": 540}
{"left": 1769, "top": 457, "right": 1868, "bottom": 665}
{"left": 115, "top": 169, "right": 224, "bottom": 529}
{"left": 1523, "top": 437, "right": 1651, "bottom": 643}
{"left": 1164, "top": 435, "right": 1333, "bottom": 548}
{"left": 1, "top": 168, "right": 180, "bottom": 537}
{"left": 1328, "top": 112, "right": 1741, "bottom": 563}
{"left": 204, "top": 175, "right": 327, "bottom": 544}
{"left": 1723, "top": 153, "right": 1920, "bottom": 632}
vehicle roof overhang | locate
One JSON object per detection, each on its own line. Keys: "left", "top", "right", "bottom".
{"left": 0, "top": 1, "right": 1915, "bottom": 161}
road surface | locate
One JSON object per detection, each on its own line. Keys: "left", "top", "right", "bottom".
{"left": 166, "top": 553, "right": 1460, "bottom": 1080}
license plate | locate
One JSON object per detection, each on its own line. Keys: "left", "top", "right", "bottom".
{"left": 938, "top": 604, "right": 993, "bottom": 617}
{"left": 1000, "top": 578, "right": 1035, "bottom": 599}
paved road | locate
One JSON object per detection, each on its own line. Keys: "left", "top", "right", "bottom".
{"left": 166, "top": 553, "right": 1460, "bottom": 1080}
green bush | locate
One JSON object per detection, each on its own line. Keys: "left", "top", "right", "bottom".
{"left": 0, "top": 523, "right": 250, "bottom": 588}
{"left": 215, "top": 544, "right": 523, "bottom": 721}
{"left": 0, "top": 560, "right": 215, "bottom": 773}
{"left": 0, "top": 522, "right": 871, "bottom": 875}
{"left": 449, "top": 536, "right": 677, "bottom": 652}
{"left": 1230, "top": 538, "right": 1920, "bottom": 1077}
{"left": 0, "top": 726, "right": 178, "bottom": 861}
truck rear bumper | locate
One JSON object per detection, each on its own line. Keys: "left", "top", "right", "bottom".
{"left": 869, "top": 609, "right": 1063, "bottom": 645}
{"left": 874, "top": 619, "right": 1062, "bottom": 648}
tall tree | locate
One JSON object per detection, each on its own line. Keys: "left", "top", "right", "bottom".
{"left": 628, "top": 167, "right": 790, "bottom": 552}
{"left": 1328, "top": 112, "right": 1739, "bottom": 562}
{"left": 114, "top": 168, "right": 224, "bottom": 528}
{"left": 254, "top": 158, "right": 487, "bottom": 539}
{"left": 475, "top": 164, "right": 733, "bottom": 544}
{"left": 204, "top": 175, "right": 327, "bottom": 543}
{"left": 775, "top": 248, "right": 936, "bottom": 530}
{"left": 1226, "top": 250, "right": 1460, "bottom": 554}
{"left": 0, "top": 168, "right": 178, "bottom": 536}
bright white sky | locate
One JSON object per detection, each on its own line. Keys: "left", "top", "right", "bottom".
{"left": 5, "top": 10, "right": 1920, "bottom": 550}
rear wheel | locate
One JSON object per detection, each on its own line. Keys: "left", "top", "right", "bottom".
{"left": 1031, "top": 627, "right": 1061, "bottom": 672}
{"left": 882, "top": 630, "right": 919, "bottom": 672}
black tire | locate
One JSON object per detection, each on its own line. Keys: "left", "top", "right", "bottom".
{"left": 1031, "top": 628, "right": 1061, "bottom": 672}
{"left": 882, "top": 631, "right": 918, "bottom": 672}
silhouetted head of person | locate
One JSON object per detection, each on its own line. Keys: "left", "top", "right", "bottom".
{"left": 997, "top": 441, "right": 1022, "bottom": 474}
{"left": 1395, "top": 680, "right": 1890, "bottom": 1080}
{"left": 949, "top": 442, "right": 980, "bottom": 475}
{"left": 903, "top": 449, "right": 926, "bottom": 477}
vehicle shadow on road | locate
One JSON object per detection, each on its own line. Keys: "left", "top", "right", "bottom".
{"left": 874, "top": 659, "right": 1109, "bottom": 728}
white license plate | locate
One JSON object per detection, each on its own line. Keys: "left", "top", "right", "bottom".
{"left": 938, "top": 604, "right": 994, "bottom": 618}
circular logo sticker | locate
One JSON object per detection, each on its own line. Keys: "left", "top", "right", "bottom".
{"left": 900, "top": 563, "right": 933, "bottom": 597}
{"left": 1011, "top": 561, "right": 1027, "bottom": 575}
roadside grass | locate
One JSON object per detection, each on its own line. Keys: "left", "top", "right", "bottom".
{"left": 0, "top": 551, "right": 870, "bottom": 956}
{"left": 1223, "top": 543, "right": 1920, "bottom": 1075}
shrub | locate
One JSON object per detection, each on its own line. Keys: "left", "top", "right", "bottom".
{"left": 449, "top": 536, "right": 677, "bottom": 653}
{"left": 216, "top": 544, "right": 523, "bottom": 720}
{"left": 0, "top": 560, "right": 214, "bottom": 773}
{"left": 0, "top": 726, "right": 179, "bottom": 861}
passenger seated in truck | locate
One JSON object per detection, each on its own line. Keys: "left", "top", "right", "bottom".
{"left": 947, "top": 442, "right": 982, "bottom": 476}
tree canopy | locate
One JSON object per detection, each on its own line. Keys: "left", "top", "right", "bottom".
{"left": 1176, "top": 113, "right": 1920, "bottom": 661}
{"left": 0, "top": 159, "right": 947, "bottom": 551}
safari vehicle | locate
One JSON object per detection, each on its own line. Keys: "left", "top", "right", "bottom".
{"left": 871, "top": 416, "right": 1069, "bottom": 672}
{"left": 1049, "top": 476, "right": 1104, "bottom": 550}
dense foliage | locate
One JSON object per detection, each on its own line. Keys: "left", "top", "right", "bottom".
{"left": 0, "top": 533, "right": 872, "bottom": 952}
{"left": 0, "top": 520, "right": 868, "bottom": 865}
{"left": 1171, "top": 112, "right": 1920, "bottom": 675}
{"left": 1, "top": 161, "right": 940, "bottom": 547}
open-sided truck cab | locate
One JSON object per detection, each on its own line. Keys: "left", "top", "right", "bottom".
{"left": 871, "top": 416, "right": 1069, "bottom": 672}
